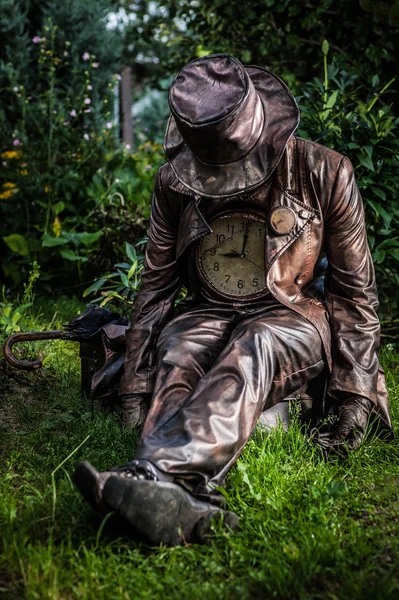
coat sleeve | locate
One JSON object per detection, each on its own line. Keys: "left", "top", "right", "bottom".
{"left": 119, "top": 166, "right": 181, "bottom": 395}
{"left": 324, "top": 155, "right": 380, "bottom": 405}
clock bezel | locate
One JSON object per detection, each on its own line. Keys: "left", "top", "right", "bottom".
{"left": 196, "top": 210, "right": 269, "bottom": 301}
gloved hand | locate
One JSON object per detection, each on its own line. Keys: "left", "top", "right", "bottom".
{"left": 120, "top": 393, "right": 150, "bottom": 429}
{"left": 313, "top": 395, "right": 373, "bottom": 458}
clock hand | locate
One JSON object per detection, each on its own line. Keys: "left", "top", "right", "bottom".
{"left": 230, "top": 250, "right": 264, "bottom": 271}
{"left": 204, "top": 225, "right": 247, "bottom": 254}
{"left": 240, "top": 231, "right": 249, "bottom": 257}
{"left": 220, "top": 252, "right": 241, "bottom": 258}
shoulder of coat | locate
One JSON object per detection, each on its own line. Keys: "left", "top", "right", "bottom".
{"left": 295, "top": 136, "right": 345, "bottom": 173}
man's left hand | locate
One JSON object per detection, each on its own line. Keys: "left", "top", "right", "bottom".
{"left": 313, "top": 396, "right": 373, "bottom": 458}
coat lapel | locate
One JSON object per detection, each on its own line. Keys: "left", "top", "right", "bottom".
{"left": 175, "top": 196, "right": 212, "bottom": 260}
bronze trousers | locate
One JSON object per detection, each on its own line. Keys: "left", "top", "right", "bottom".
{"left": 135, "top": 303, "right": 326, "bottom": 492}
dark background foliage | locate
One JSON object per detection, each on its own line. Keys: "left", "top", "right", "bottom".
{"left": 114, "top": 0, "right": 399, "bottom": 94}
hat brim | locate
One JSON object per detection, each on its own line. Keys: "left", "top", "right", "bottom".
{"left": 163, "top": 66, "right": 300, "bottom": 199}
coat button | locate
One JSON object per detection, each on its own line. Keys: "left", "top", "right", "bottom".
{"left": 295, "top": 275, "right": 304, "bottom": 285}
{"left": 299, "top": 209, "right": 310, "bottom": 219}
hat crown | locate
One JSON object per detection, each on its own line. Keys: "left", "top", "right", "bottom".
{"left": 168, "top": 54, "right": 263, "bottom": 165}
{"left": 169, "top": 55, "right": 247, "bottom": 125}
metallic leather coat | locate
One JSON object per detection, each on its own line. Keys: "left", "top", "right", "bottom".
{"left": 119, "top": 135, "right": 392, "bottom": 430}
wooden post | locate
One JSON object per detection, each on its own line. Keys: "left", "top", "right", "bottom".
{"left": 120, "top": 65, "right": 133, "bottom": 149}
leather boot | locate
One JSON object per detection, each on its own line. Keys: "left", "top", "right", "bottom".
{"left": 73, "top": 460, "right": 239, "bottom": 546}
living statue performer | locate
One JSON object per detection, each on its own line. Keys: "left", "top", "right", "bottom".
{"left": 73, "top": 54, "right": 392, "bottom": 546}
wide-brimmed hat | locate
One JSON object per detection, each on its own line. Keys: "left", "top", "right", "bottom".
{"left": 164, "top": 54, "right": 300, "bottom": 198}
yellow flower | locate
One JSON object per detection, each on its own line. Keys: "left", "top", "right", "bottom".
{"left": 19, "top": 169, "right": 29, "bottom": 176}
{"left": 53, "top": 216, "right": 62, "bottom": 237}
{"left": 2, "top": 182, "right": 16, "bottom": 189}
{"left": 0, "top": 188, "right": 18, "bottom": 199}
{"left": 44, "top": 185, "right": 50, "bottom": 193}
{"left": 1, "top": 150, "right": 21, "bottom": 160}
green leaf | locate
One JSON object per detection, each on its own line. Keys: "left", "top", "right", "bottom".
{"left": 325, "top": 90, "right": 339, "bottom": 110}
{"left": 127, "top": 261, "right": 138, "bottom": 280}
{"left": 375, "top": 238, "right": 399, "bottom": 249}
{"left": 368, "top": 200, "right": 392, "bottom": 228}
{"left": 118, "top": 270, "right": 130, "bottom": 288}
{"left": 53, "top": 201, "right": 65, "bottom": 215}
{"left": 3, "top": 234, "right": 29, "bottom": 256}
{"left": 372, "top": 74, "right": 380, "bottom": 88}
{"left": 42, "top": 233, "right": 68, "bottom": 247}
{"left": 363, "top": 146, "right": 374, "bottom": 159}
{"left": 79, "top": 231, "right": 102, "bottom": 247}
{"left": 125, "top": 242, "right": 137, "bottom": 263}
{"left": 373, "top": 248, "right": 385, "bottom": 263}
{"left": 358, "top": 154, "right": 375, "bottom": 171}
{"left": 370, "top": 186, "right": 386, "bottom": 201}
{"left": 59, "top": 248, "right": 88, "bottom": 262}
{"left": 83, "top": 278, "right": 107, "bottom": 297}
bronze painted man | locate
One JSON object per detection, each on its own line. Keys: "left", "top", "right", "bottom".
{"left": 73, "top": 54, "right": 392, "bottom": 546}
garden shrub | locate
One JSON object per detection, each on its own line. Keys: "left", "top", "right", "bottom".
{"left": 0, "top": 0, "right": 125, "bottom": 291}
{"left": 298, "top": 45, "right": 399, "bottom": 317}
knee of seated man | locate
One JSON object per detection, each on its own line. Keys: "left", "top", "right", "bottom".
{"left": 232, "top": 320, "right": 275, "bottom": 350}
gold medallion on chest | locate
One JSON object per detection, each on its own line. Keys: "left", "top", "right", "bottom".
{"left": 269, "top": 207, "right": 297, "bottom": 236}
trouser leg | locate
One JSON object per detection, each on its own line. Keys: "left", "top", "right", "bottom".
{"left": 136, "top": 308, "right": 325, "bottom": 491}
{"left": 141, "top": 306, "right": 236, "bottom": 437}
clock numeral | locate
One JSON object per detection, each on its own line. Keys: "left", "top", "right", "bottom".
{"left": 237, "top": 280, "right": 244, "bottom": 289}
{"left": 252, "top": 278, "right": 259, "bottom": 287}
{"left": 258, "top": 228, "right": 263, "bottom": 237}
{"left": 225, "top": 275, "right": 231, "bottom": 283}
{"left": 226, "top": 224, "right": 235, "bottom": 234}
{"left": 209, "top": 248, "right": 216, "bottom": 256}
{"left": 213, "top": 262, "right": 219, "bottom": 271}
{"left": 216, "top": 234, "right": 225, "bottom": 243}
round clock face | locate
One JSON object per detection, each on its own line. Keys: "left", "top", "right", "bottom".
{"left": 197, "top": 212, "right": 268, "bottom": 299}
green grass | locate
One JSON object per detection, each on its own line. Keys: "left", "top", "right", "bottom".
{"left": 1, "top": 298, "right": 399, "bottom": 599}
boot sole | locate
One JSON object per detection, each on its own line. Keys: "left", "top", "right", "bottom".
{"left": 72, "top": 461, "right": 107, "bottom": 514}
{"left": 102, "top": 477, "right": 236, "bottom": 546}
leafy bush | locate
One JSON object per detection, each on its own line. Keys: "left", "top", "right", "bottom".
{"left": 0, "top": 1, "right": 123, "bottom": 290}
{"left": 118, "top": 0, "right": 399, "bottom": 99}
{"left": 0, "top": 261, "right": 40, "bottom": 334}
{"left": 297, "top": 43, "right": 399, "bottom": 316}
{"left": 83, "top": 240, "right": 147, "bottom": 308}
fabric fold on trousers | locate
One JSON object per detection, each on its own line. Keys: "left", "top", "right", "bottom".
{"left": 135, "top": 304, "right": 327, "bottom": 491}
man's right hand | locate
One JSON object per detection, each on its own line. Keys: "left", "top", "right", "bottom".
{"left": 120, "top": 394, "right": 151, "bottom": 429}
